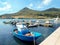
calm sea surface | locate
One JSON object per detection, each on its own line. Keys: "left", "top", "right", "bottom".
{"left": 0, "top": 19, "right": 60, "bottom": 45}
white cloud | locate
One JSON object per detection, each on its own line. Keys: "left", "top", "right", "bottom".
{"left": 27, "top": 3, "right": 33, "bottom": 9}
{"left": 0, "top": 2, "right": 11, "bottom": 11}
{"left": 43, "top": 0, "right": 52, "bottom": 5}
{"left": 29, "top": 3, "right": 33, "bottom": 7}
{"left": 37, "top": 0, "right": 52, "bottom": 9}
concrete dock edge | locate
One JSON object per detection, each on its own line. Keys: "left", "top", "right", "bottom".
{"left": 39, "top": 27, "right": 60, "bottom": 45}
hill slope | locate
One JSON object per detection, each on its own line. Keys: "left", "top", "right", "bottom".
{"left": 0, "top": 7, "right": 60, "bottom": 19}
{"left": 44, "top": 8, "right": 60, "bottom": 12}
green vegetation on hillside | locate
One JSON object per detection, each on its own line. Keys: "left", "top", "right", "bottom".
{"left": 0, "top": 7, "right": 60, "bottom": 19}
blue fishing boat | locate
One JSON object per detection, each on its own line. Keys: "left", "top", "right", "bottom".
{"left": 13, "top": 24, "right": 41, "bottom": 41}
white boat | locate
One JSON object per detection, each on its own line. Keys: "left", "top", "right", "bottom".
{"left": 34, "top": 20, "right": 40, "bottom": 25}
{"left": 43, "top": 20, "right": 53, "bottom": 27}
{"left": 45, "top": 20, "right": 50, "bottom": 24}
{"left": 54, "top": 16, "right": 60, "bottom": 23}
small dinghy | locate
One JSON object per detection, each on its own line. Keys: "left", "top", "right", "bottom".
{"left": 13, "top": 24, "right": 41, "bottom": 41}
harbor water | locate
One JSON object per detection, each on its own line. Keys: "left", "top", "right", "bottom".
{"left": 0, "top": 19, "right": 60, "bottom": 45}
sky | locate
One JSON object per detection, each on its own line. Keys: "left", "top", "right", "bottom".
{"left": 0, "top": 0, "right": 60, "bottom": 15}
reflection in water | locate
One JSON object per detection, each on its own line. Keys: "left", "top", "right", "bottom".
{"left": 36, "top": 35, "right": 44, "bottom": 44}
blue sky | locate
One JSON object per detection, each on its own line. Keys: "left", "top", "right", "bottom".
{"left": 0, "top": 0, "right": 60, "bottom": 15}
